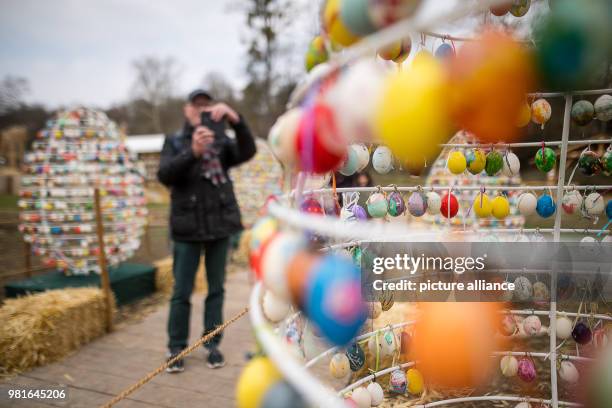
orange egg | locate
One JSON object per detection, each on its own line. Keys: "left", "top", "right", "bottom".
{"left": 286, "top": 251, "right": 319, "bottom": 308}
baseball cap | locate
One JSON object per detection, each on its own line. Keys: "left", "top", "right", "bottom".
{"left": 187, "top": 89, "right": 213, "bottom": 102}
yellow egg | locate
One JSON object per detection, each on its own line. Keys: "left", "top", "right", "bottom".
{"left": 515, "top": 100, "right": 532, "bottom": 127}
{"left": 447, "top": 151, "right": 467, "bottom": 174}
{"left": 491, "top": 195, "right": 510, "bottom": 219}
{"left": 375, "top": 53, "right": 451, "bottom": 164}
{"left": 236, "top": 357, "right": 282, "bottom": 408}
{"left": 465, "top": 148, "right": 486, "bottom": 175}
{"left": 323, "top": 0, "right": 360, "bottom": 47}
{"left": 378, "top": 40, "right": 402, "bottom": 61}
{"left": 473, "top": 192, "right": 492, "bottom": 218}
{"left": 406, "top": 368, "right": 424, "bottom": 395}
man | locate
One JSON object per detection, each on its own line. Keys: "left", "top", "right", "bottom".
{"left": 158, "top": 89, "right": 256, "bottom": 372}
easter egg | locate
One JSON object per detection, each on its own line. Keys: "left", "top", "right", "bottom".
{"left": 607, "top": 200, "right": 612, "bottom": 220}
{"left": 559, "top": 360, "right": 580, "bottom": 384}
{"left": 407, "top": 190, "right": 428, "bottom": 217}
{"left": 523, "top": 315, "right": 542, "bottom": 336}
{"left": 595, "top": 94, "right": 612, "bottom": 122}
{"left": 351, "top": 387, "right": 371, "bottom": 408}
{"left": 535, "top": 147, "right": 556, "bottom": 172}
{"left": 236, "top": 357, "right": 282, "bottom": 408}
{"left": 536, "top": 194, "right": 556, "bottom": 218}
{"left": 388, "top": 191, "right": 406, "bottom": 217}
{"left": 262, "top": 232, "right": 307, "bottom": 300}
{"left": 517, "top": 192, "right": 538, "bottom": 216}
{"left": 268, "top": 109, "right": 301, "bottom": 167}
{"left": 323, "top": 0, "right": 360, "bottom": 47}
{"left": 300, "top": 196, "right": 324, "bottom": 215}
{"left": 473, "top": 193, "right": 492, "bottom": 218}
{"left": 490, "top": 3, "right": 512, "bottom": 16}
{"left": 572, "top": 321, "right": 592, "bottom": 345}
{"left": 330, "top": 353, "right": 351, "bottom": 378}
{"left": 500, "top": 314, "right": 518, "bottom": 336}
{"left": 447, "top": 151, "right": 467, "bottom": 174}
{"left": 322, "top": 195, "right": 341, "bottom": 216}
{"left": 378, "top": 40, "right": 403, "bottom": 61}
{"left": 515, "top": 100, "right": 532, "bottom": 127}
{"left": 263, "top": 291, "right": 291, "bottom": 323}
{"left": 571, "top": 100, "right": 595, "bottom": 126}
{"left": 515, "top": 403, "right": 531, "bottom": 408}
{"left": 491, "top": 195, "right": 510, "bottom": 219}
{"left": 584, "top": 192, "right": 605, "bottom": 216}
{"left": 435, "top": 43, "right": 454, "bottom": 60}
{"left": 368, "top": 327, "right": 397, "bottom": 358}
{"left": 532, "top": 281, "right": 550, "bottom": 303}
{"left": 389, "top": 369, "right": 407, "bottom": 394}
{"left": 465, "top": 149, "right": 486, "bottom": 175}
{"left": 368, "top": 0, "right": 423, "bottom": 30}
{"left": 249, "top": 217, "right": 278, "bottom": 279}
{"left": 502, "top": 151, "right": 521, "bottom": 176}
{"left": 346, "top": 342, "right": 366, "bottom": 371}
{"left": 367, "top": 382, "right": 384, "bottom": 406}
{"left": 305, "top": 36, "right": 329, "bottom": 72}
{"left": 426, "top": 192, "right": 442, "bottom": 215}
{"left": 367, "top": 193, "right": 388, "bottom": 218}
{"left": 305, "top": 254, "right": 367, "bottom": 346}
{"left": 562, "top": 190, "right": 583, "bottom": 214}
{"left": 501, "top": 355, "right": 519, "bottom": 377}
{"left": 531, "top": 99, "right": 552, "bottom": 127}
{"left": 578, "top": 150, "right": 602, "bottom": 176}
{"left": 514, "top": 276, "right": 533, "bottom": 301}
{"left": 339, "top": 145, "right": 360, "bottom": 176}
{"left": 440, "top": 192, "right": 459, "bottom": 218}
{"left": 602, "top": 149, "right": 612, "bottom": 175}
{"left": 372, "top": 146, "right": 393, "bottom": 174}
{"left": 296, "top": 102, "right": 347, "bottom": 174}
{"left": 344, "top": 397, "right": 358, "bottom": 407}
{"left": 340, "top": 0, "right": 376, "bottom": 36}
{"left": 392, "top": 38, "right": 412, "bottom": 64}
{"left": 260, "top": 381, "right": 308, "bottom": 408}
{"left": 485, "top": 150, "right": 504, "bottom": 176}
{"left": 557, "top": 316, "right": 573, "bottom": 339}
{"left": 510, "top": 0, "right": 531, "bottom": 17}
{"left": 406, "top": 368, "right": 424, "bottom": 395}
{"left": 517, "top": 357, "right": 537, "bottom": 382}
{"left": 376, "top": 52, "right": 450, "bottom": 164}
{"left": 352, "top": 144, "right": 370, "bottom": 171}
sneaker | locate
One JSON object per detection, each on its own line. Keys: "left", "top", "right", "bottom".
{"left": 166, "top": 351, "right": 184, "bottom": 373}
{"left": 206, "top": 347, "right": 226, "bottom": 369}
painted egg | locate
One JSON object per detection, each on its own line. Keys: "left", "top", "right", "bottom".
{"left": 378, "top": 39, "right": 402, "bottom": 61}
{"left": 300, "top": 196, "right": 324, "bottom": 215}
{"left": 514, "top": 276, "right": 533, "bottom": 301}
{"left": 517, "top": 192, "right": 538, "bottom": 216}
{"left": 473, "top": 192, "right": 492, "bottom": 218}
{"left": 340, "top": 0, "right": 375, "bottom": 36}
{"left": 339, "top": 145, "right": 360, "bottom": 176}
{"left": 517, "top": 357, "right": 537, "bottom": 383}
{"left": 501, "top": 355, "right": 519, "bottom": 377}
{"left": 491, "top": 196, "right": 510, "bottom": 219}
{"left": 372, "top": 146, "right": 393, "bottom": 174}
{"left": 260, "top": 381, "right": 308, "bottom": 408}
{"left": 323, "top": 0, "right": 360, "bottom": 47}
{"left": 368, "top": 328, "right": 397, "bottom": 358}
{"left": 607, "top": 200, "right": 612, "bottom": 220}
{"left": 535, "top": 147, "right": 556, "bottom": 173}
{"left": 406, "top": 368, "right": 424, "bottom": 395}
{"left": 368, "top": 0, "right": 423, "bottom": 30}
{"left": 407, "top": 191, "right": 428, "bottom": 217}
{"left": 262, "top": 232, "right": 307, "bottom": 300}
{"left": 447, "top": 151, "right": 467, "bottom": 174}
{"left": 305, "top": 254, "right": 367, "bottom": 346}
{"left": 305, "top": 36, "right": 329, "bottom": 73}
{"left": 571, "top": 100, "right": 595, "bottom": 126}
{"left": 572, "top": 321, "right": 592, "bottom": 345}
{"left": 532, "top": 281, "right": 550, "bottom": 303}
{"left": 287, "top": 251, "right": 318, "bottom": 308}
{"left": 602, "top": 149, "right": 612, "bottom": 175}
{"left": 465, "top": 148, "right": 486, "bottom": 175}
{"left": 510, "top": 0, "right": 531, "bottom": 17}
{"left": 368, "top": 301, "right": 382, "bottom": 319}
{"left": 426, "top": 192, "right": 442, "bottom": 215}
{"left": 263, "top": 291, "right": 291, "bottom": 323}
{"left": 249, "top": 217, "right": 278, "bottom": 279}
{"left": 559, "top": 360, "right": 580, "bottom": 384}
{"left": 367, "top": 193, "right": 388, "bottom": 218}
{"left": 556, "top": 316, "right": 573, "bottom": 340}
{"left": 388, "top": 191, "right": 406, "bottom": 217}
{"left": 236, "top": 357, "right": 282, "bottom": 408}
{"left": 502, "top": 151, "right": 521, "bottom": 177}
{"left": 594, "top": 94, "right": 612, "bottom": 122}
{"left": 515, "top": 100, "right": 532, "bottom": 127}
{"left": 389, "top": 369, "right": 408, "bottom": 394}
{"left": 440, "top": 192, "right": 459, "bottom": 218}
{"left": 268, "top": 109, "right": 301, "bottom": 167}
{"left": 485, "top": 150, "right": 504, "bottom": 176}
{"left": 330, "top": 353, "right": 351, "bottom": 378}
{"left": 367, "top": 382, "right": 384, "bottom": 406}
{"left": 531, "top": 99, "right": 551, "bottom": 127}
{"left": 562, "top": 190, "right": 583, "bottom": 215}
{"left": 346, "top": 342, "right": 366, "bottom": 371}
{"left": 351, "top": 387, "right": 371, "bottom": 408}
{"left": 584, "top": 192, "right": 605, "bottom": 216}
{"left": 536, "top": 194, "right": 556, "bottom": 218}
{"left": 490, "top": 3, "right": 511, "bottom": 16}
{"left": 342, "top": 203, "right": 368, "bottom": 222}
{"left": 500, "top": 314, "right": 517, "bottom": 336}
{"left": 353, "top": 144, "right": 371, "bottom": 171}
{"left": 391, "top": 38, "right": 412, "bottom": 64}
{"left": 578, "top": 150, "right": 602, "bottom": 176}
{"left": 523, "top": 315, "right": 542, "bottom": 336}
{"left": 435, "top": 43, "right": 454, "bottom": 60}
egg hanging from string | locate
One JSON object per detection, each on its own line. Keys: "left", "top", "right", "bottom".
{"left": 378, "top": 40, "right": 403, "bottom": 61}
{"left": 473, "top": 192, "right": 492, "bottom": 218}
{"left": 329, "top": 353, "right": 351, "bottom": 378}
{"left": 388, "top": 191, "right": 406, "bottom": 217}
{"left": 368, "top": 327, "right": 397, "bottom": 358}
{"left": 340, "top": 0, "right": 376, "bottom": 36}
{"left": 515, "top": 100, "right": 532, "bottom": 127}
{"left": 572, "top": 321, "right": 593, "bottom": 345}
{"left": 323, "top": 0, "right": 360, "bottom": 47}
{"left": 536, "top": 194, "right": 556, "bottom": 218}
{"left": 594, "top": 94, "right": 612, "bottom": 122}
{"left": 517, "top": 192, "right": 538, "bottom": 216}
{"left": 485, "top": 150, "right": 504, "bottom": 176}
{"left": 339, "top": 145, "right": 360, "bottom": 176}
{"left": 372, "top": 146, "right": 393, "bottom": 174}
{"left": 583, "top": 192, "right": 605, "bottom": 216}
{"left": 263, "top": 291, "right": 291, "bottom": 323}
{"left": 578, "top": 150, "right": 602, "bottom": 176}
{"left": 559, "top": 360, "right": 580, "bottom": 384}
{"left": 490, "top": 2, "right": 512, "bottom": 16}
{"left": 350, "top": 387, "right": 371, "bottom": 408}
{"left": 268, "top": 109, "right": 301, "bottom": 168}
{"left": 562, "top": 190, "right": 583, "bottom": 215}
{"left": 435, "top": 43, "right": 454, "bottom": 60}
{"left": 501, "top": 355, "right": 519, "bottom": 377}
{"left": 557, "top": 316, "right": 573, "bottom": 339}
{"left": 447, "top": 151, "right": 467, "bottom": 175}
{"left": 408, "top": 189, "right": 428, "bottom": 217}
{"left": 531, "top": 99, "right": 552, "bottom": 128}
{"left": 262, "top": 232, "right": 307, "bottom": 300}
{"left": 406, "top": 368, "right": 424, "bottom": 395}
{"left": 426, "top": 191, "right": 442, "bottom": 215}
{"left": 465, "top": 148, "right": 486, "bottom": 175}
{"left": 389, "top": 369, "right": 408, "bottom": 394}
{"left": 305, "top": 36, "right": 329, "bottom": 73}
{"left": 300, "top": 196, "right": 324, "bottom": 216}
{"left": 602, "top": 148, "right": 612, "bottom": 175}
{"left": 517, "top": 356, "right": 537, "bottom": 383}
{"left": 535, "top": 147, "right": 556, "bottom": 173}
{"left": 532, "top": 281, "right": 550, "bottom": 304}
{"left": 523, "top": 315, "right": 542, "bottom": 336}
{"left": 440, "top": 192, "right": 459, "bottom": 218}
{"left": 491, "top": 195, "right": 510, "bottom": 219}
{"left": 391, "top": 37, "right": 412, "bottom": 64}
{"left": 353, "top": 144, "right": 371, "bottom": 171}
{"left": 502, "top": 151, "right": 521, "bottom": 177}
{"left": 500, "top": 314, "right": 518, "bottom": 336}
{"left": 510, "top": 0, "right": 531, "bottom": 17}
{"left": 346, "top": 342, "right": 366, "bottom": 372}
{"left": 235, "top": 357, "right": 282, "bottom": 408}
{"left": 571, "top": 100, "right": 595, "bottom": 126}
{"left": 367, "top": 0, "right": 423, "bottom": 30}
{"left": 367, "top": 382, "right": 384, "bottom": 406}
{"left": 514, "top": 276, "right": 533, "bottom": 301}
{"left": 367, "top": 192, "right": 388, "bottom": 218}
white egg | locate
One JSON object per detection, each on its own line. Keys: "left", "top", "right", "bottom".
{"left": 514, "top": 403, "right": 531, "bottom": 408}
{"left": 584, "top": 192, "right": 605, "bottom": 216}
{"left": 367, "top": 382, "right": 384, "bottom": 406}
{"left": 517, "top": 192, "right": 537, "bottom": 216}
{"left": 502, "top": 151, "right": 521, "bottom": 177}
{"left": 267, "top": 109, "right": 301, "bottom": 167}
{"left": 329, "top": 353, "right": 351, "bottom": 379}
{"left": 556, "top": 316, "right": 573, "bottom": 340}
{"left": 500, "top": 355, "right": 519, "bottom": 377}
{"left": 558, "top": 360, "right": 580, "bottom": 384}
{"left": 426, "top": 191, "right": 442, "bottom": 215}
{"left": 561, "top": 190, "right": 583, "bottom": 215}
{"left": 351, "top": 387, "right": 372, "bottom": 408}
{"left": 513, "top": 276, "right": 533, "bottom": 301}
{"left": 262, "top": 291, "right": 290, "bottom": 323}
{"left": 532, "top": 282, "right": 550, "bottom": 303}
{"left": 523, "top": 315, "right": 542, "bottom": 336}
{"left": 368, "top": 328, "right": 397, "bottom": 358}
{"left": 261, "top": 232, "right": 306, "bottom": 300}
{"left": 372, "top": 146, "right": 393, "bottom": 174}
{"left": 352, "top": 144, "right": 370, "bottom": 172}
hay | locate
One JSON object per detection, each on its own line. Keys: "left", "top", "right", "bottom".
{"left": 0, "top": 288, "right": 113, "bottom": 376}
{"left": 153, "top": 257, "right": 206, "bottom": 294}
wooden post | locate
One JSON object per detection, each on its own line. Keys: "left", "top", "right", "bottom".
{"left": 24, "top": 241, "right": 32, "bottom": 278}
{"left": 94, "top": 188, "right": 113, "bottom": 332}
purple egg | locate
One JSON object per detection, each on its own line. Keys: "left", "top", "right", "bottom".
{"left": 352, "top": 204, "right": 368, "bottom": 220}
{"left": 387, "top": 191, "right": 405, "bottom": 217}
{"left": 408, "top": 191, "right": 428, "bottom": 217}
{"left": 572, "top": 322, "right": 592, "bottom": 345}
{"left": 517, "top": 357, "right": 537, "bottom": 382}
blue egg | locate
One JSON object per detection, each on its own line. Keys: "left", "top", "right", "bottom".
{"left": 305, "top": 254, "right": 367, "bottom": 346}
{"left": 340, "top": 0, "right": 376, "bottom": 36}
{"left": 536, "top": 194, "right": 556, "bottom": 218}
{"left": 606, "top": 199, "right": 612, "bottom": 220}
{"left": 435, "top": 43, "right": 455, "bottom": 59}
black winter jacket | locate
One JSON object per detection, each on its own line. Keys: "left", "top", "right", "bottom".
{"left": 157, "top": 116, "right": 256, "bottom": 242}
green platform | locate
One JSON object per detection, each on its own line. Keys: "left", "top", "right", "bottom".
{"left": 4, "top": 263, "right": 156, "bottom": 305}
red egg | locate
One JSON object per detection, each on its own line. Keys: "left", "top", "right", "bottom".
{"left": 300, "top": 196, "right": 324, "bottom": 216}
{"left": 440, "top": 192, "right": 459, "bottom": 218}
{"left": 250, "top": 232, "right": 277, "bottom": 280}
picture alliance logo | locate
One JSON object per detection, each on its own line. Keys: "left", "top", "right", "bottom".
{"left": 371, "top": 253, "right": 488, "bottom": 275}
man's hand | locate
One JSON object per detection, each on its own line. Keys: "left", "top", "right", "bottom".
{"left": 191, "top": 126, "right": 214, "bottom": 157}
{"left": 204, "top": 103, "right": 240, "bottom": 124}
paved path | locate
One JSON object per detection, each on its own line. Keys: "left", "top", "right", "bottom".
{"left": 1, "top": 271, "right": 254, "bottom": 408}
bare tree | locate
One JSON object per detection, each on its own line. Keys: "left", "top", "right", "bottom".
{"left": 0, "top": 75, "right": 30, "bottom": 114}
{"left": 201, "top": 72, "right": 237, "bottom": 103}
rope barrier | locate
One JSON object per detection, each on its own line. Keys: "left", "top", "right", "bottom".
{"left": 99, "top": 307, "right": 249, "bottom": 408}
